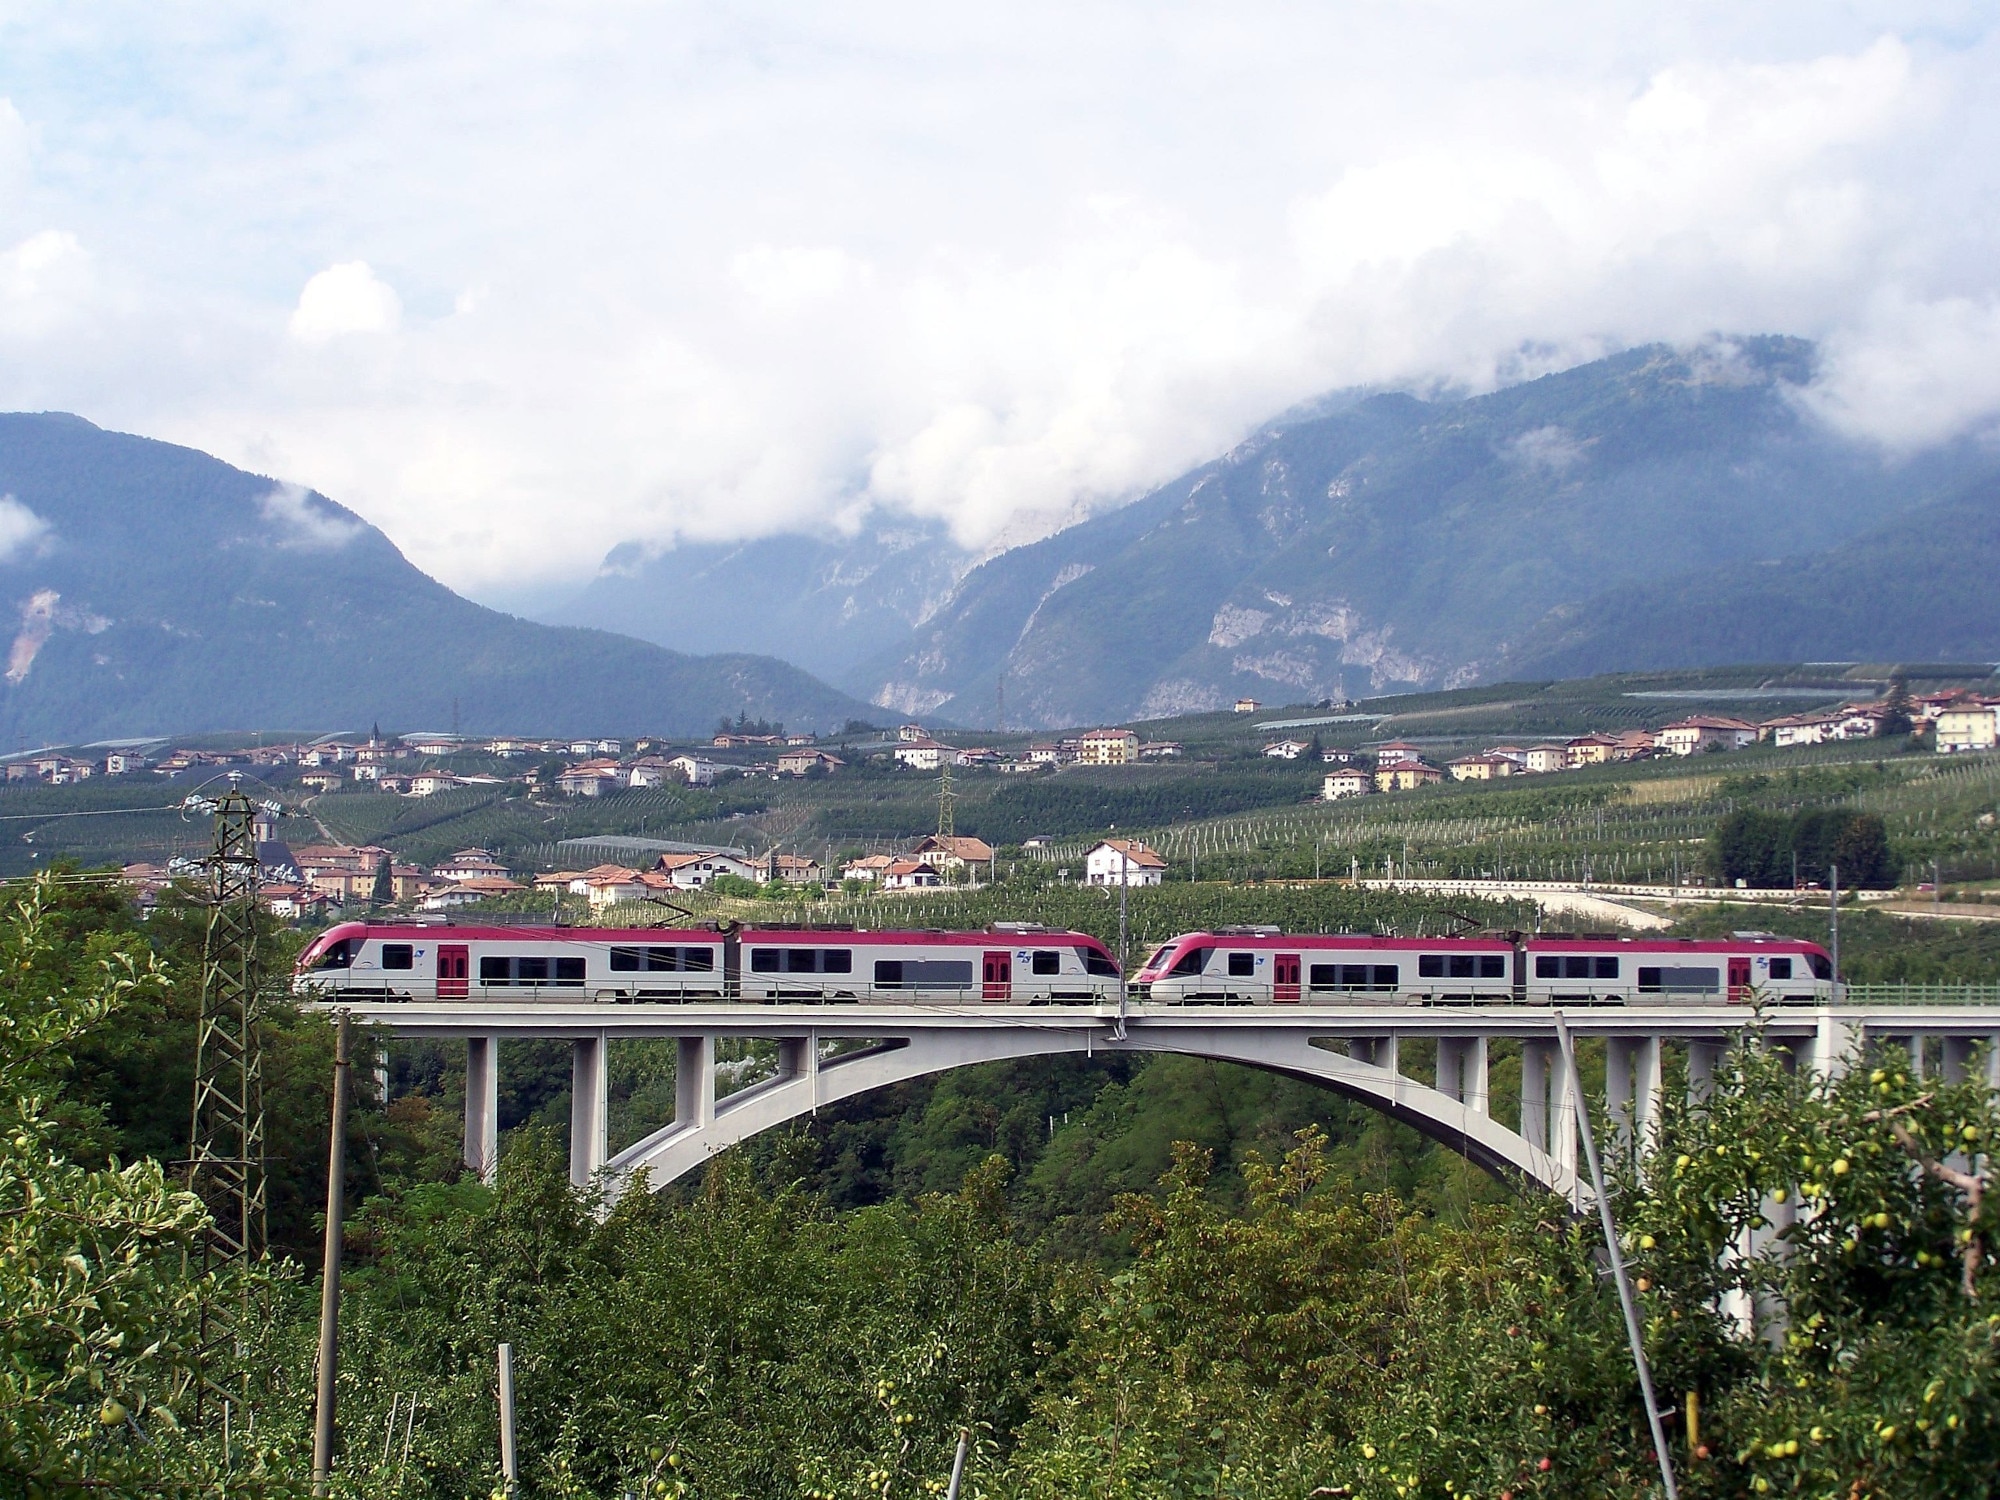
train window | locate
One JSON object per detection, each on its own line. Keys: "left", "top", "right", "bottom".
{"left": 1638, "top": 966, "right": 1720, "bottom": 994}
{"left": 1806, "top": 953, "right": 1831, "bottom": 980}
{"left": 1032, "top": 950, "right": 1062, "bottom": 976}
{"left": 1311, "top": 963, "right": 1398, "bottom": 991}
{"left": 1768, "top": 958, "right": 1792, "bottom": 980}
{"left": 1564, "top": 957, "right": 1594, "bottom": 979}
{"left": 1450, "top": 955, "right": 1477, "bottom": 978}
{"left": 683, "top": 947, "right": 715, "bottom": 972}
{"left": 1373, "top": 965, "right": 1399, "bottom": 989}
{"left": 611, "top": 946, "right": 714, "bottom": 973}
{"left": 1169, "top": 947, "right": 1207, "bottom": 976}
{"left": 1595, "top": 958, "right": 1618, "bottom": 979}
{"left": 1310, "top": 963, "right": 1337, "bottom": 986}
{"left": 1083, "top": 950, "right": 1120, "bottom": 977}
{"left": 752, "top": 948, "right": 853, "bottom": 974}
{"left": 477, "top": 955, "right": 583, "bottom": 986}
{"left": 1534, "top": 956, "right": 1560, "bottom": 979}
{"left": 1419, "top": 956, "right": 1444, "bottom": 978}
{"left": 312, "top": 940, "right": 354, "bottom": 971}
{"left": 381, "top": 944, "right": 414, "bottom": 970}
{"left": 1227, "top": 952, "right": 1256, "bottom": 977}
{"left": 1480, "top": 955, "right": 1507, "bottom": 978}
{"left": 875, "top": 959, "right": 975, "bottom": 988}
{"left": 611, "top": 947, "right": 641, "bottom": 971}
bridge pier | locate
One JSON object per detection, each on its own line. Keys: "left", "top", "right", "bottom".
{"left": 465, "top": 1036, "right": 499, "bottom": 1184}
{"left": 1605, "top": 1036, "right": 1663, "bottom": 1158}
{"left": 570, "top": 1032, "right": 608, "bottom": 1188}
{"left": 677, "top": 1036, "right": 715, "bottom": 1130}
{"left": 1435, "top": 1036, "right": 1489, "bottom": 1116}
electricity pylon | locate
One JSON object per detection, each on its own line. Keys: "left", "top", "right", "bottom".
{"left": 183, "top": 785, "right": 267, "bottom": 1414}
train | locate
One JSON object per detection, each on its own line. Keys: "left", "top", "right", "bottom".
{"left": 293, "top": 920, "right": 1123, "bottom": 1004}
{"left": 294, "top": 920, "right": 1833, "bottom": 1007}
{"left": 1132, "top": 928, "right": 1834, "bottom": 1005}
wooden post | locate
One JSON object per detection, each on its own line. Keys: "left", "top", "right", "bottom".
{"left": 311, "top": 1010, "right": 352, "bottom": 1493}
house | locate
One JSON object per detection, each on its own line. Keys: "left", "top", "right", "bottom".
{"left": 352, "top": 763, "right": 383, "bottom": 783}
{"left": 486, "top": 737, "right": 537, "bottom": 757}
{"left": 556, "top": 760, "right": 623, "bottom": 796}
{"left": 776, "top": 749, "right": 844, "bottom": 776}
{"left": 898, "top": 723, "right": 930, "bottom": 742}
{"left": 1522, "top": 744, "right": 1571, "bottom": 774}
{"left": 434, "top": 848, "right": 513, "bottom": 882}
{"left": 1375, "top": 760, "right": 1444, "bottom": 792}
{"left": 667, "top": 755, "right": 728, "bottom": 786}
{"left": 1139, "top": 741, "right": 1184, "bottom": 759}
{"left": 1918, "top": 690, "right": 1977, "bottom": 721}
{"left": 1234, "top": 698, "right": 1262, "bottom": 713}
{"left": 1374, "top": 740, "right": 1424, "bottom": 766}
{"left": 1084, "top": 838, "right": 1167, "bottom": 887}
{"left": 390, "top": 865, "right": 438, "bottom": 902}
{"left": 1762, "top": 711, "right": 1836, "bottom": 749}
{"left": 764, "top": 853, "right": 824, "bottom": 884}
{"left": 103, "top": 749, "right": 152, "bottom": 775}
{"left": 783, "top": 733, "right": 817, "bottom": 746}
{"left": 911, "top": 835, "right": 996, "bottom": 872}
{"left": 375, "top": 774, "right": 411, "bottom": 795}
{"left": 841, "top": 854, "right": 897, "bottom": 883}
{"left": 1487, "top": 745, "right": 1529, "bottom": 767}
{"left": 1321, "top": 747, "right": 1359, "bottom": 765}
{"left": 260, "top": 884, "right": 329, "bottom": 921}
{"left": 1077, "top": 728, "right": 1140, "bottom": 765}
{"left": 300, "top": 770, "right": 344, "bottom": 793}
{"left": 625, "top": 756, "right": 676, "bottom": 788}
{"left": 580, "top": 867, "right": 652, "bottom": 909}
{"left": 879, "top": 858, "right": 943, "bottom": 890}
{"left": 1019, "top": 834, "right": 1056, "bottom": 849}
{"left": 534, "top": 870, "right": 585, "bottom": 892}
{"left": 1323, "top": 768, "right": 1371, "bottom": 800}
{"left": 894, "top": 739, "right": 949, "bottom": 771}
{"left": 404, "top": 734, "right": 466, "bottom": 757}
{"left": 952, "top": 747, "right": 1002, "bottom": 768}
{"left": 1935, "top": 701, "right": 2000, "bottom": 754}
{"left": 1448, "top": 754, "right": 1516, "bottom": 781}
{"left": 1829, "top": 705, "right": 1887, "bottom": 740}
{"left": 1027, "top": 744, "right": 1068, "bottom": 766}
{"left": 1263, "top": 739, "right": 1310, "bottom": 760}
{"left": 653, "top": 851, "right": 763, "bottom": 888}
{"left": 408, "top": 771, "right": 461, "bottom": 796}
{"left": 1609, "top": 730, "right": 1656, "bottom": 760}
{"left": 422, "top": 875, "right": 526, "bottom": 910}
{"left": 1656, "top": 716, "right": 1759, "bottom": 756}
{"left": 1565, "top": 733, "right": 1620, "bottom": 768}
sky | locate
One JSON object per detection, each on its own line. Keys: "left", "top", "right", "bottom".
{"left": 0, "top": 3, "right": 1995, "bottom": 600}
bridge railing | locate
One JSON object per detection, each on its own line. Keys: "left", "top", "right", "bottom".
{"left": 1838, "top": 981, "right": 2000, "bottom": 1007}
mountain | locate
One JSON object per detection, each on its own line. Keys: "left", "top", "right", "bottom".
{"left": 849, "top": 339, "right": 1996, "bottom": 728}
{"left": 0, "top": 414, "right": 880, "bottom": 742}
{"left": 1511, "top": 468, "right": 2000, "bottom": 676}
{"left": 517, "top": 518, "right": 973, "bottom": 684}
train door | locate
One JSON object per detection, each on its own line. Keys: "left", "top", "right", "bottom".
{"left": 982, "top": 951, "right": 1013, "bottom": 1001}
{"left": 437, "top": 945, "right": 469, "bottom": 1000}
{"left": 1273, "top": 953, "right": 1302, "bottom": 1003}
{"left": 1727, "top": 956, "right": 1752, "bottom": 1003}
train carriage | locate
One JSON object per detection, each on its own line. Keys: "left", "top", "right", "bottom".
{"left": 294, "top": 921, "right": 1123, "bottom": 1005}
{"left": 1132, "top": 928, "right": 1833, "bottom": 1006}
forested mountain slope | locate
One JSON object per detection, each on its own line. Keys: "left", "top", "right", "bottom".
{"left": 0, "top": 414, "right": 878, "bottom": 741}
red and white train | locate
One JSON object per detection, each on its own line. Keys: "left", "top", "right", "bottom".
{"left": 1131, "top": 928, "right": 1834, "bottom": 1005}
{"left": 295, "top": 920, "right": 1832, "bottom": 1007}
{"left": 293, "top": 921, "right": 1124, "bottom": 1004}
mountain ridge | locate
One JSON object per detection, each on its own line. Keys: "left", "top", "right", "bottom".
{"left": 0, "top": 414, "right": 880, "bottom": 742}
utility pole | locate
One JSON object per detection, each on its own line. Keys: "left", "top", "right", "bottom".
{"left": 184, "top": 783, "right": 267, "bottom": 1420}
{"left": 936, "top": 753, "right": 955, "bottom": 843}
{"left": 312, "top": 1011, "right": 352, "bottom": 1494}
{"left": 1829, "top": 864, "right": 1841, "bottom": 995}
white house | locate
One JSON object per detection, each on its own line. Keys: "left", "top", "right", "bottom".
{"left": 880, "top": 858, "right": 943, "bottom": 890}
{"left": 653, "top": 851, "right": 764, "bottom": 888}
{"left": 1234, "top": 698, "right": 1261, "bottom": 713}
{"left": 1077, "top": 728, "right": 1139, "bottom": 765}
{"left": 667, "top": 755, "right": 728, "bottom": 787}
{"left": 1523, "top": 744, "right": 1571, "bottom": 774}
{"left": 1656, "top": 716, "right": 1759, "bottom": 756}
{"left": 898, "top": 723, "right": 930, "bottom": 742}
{"left": 1263, "top": 739, "right": 1310, "bottom": 760}
{"left": 556, "top": 760, "right": 623, "bottom": 796}
{"left": 434, "top": 848, "right": 513, "bottom": 882}
{"left": 841, "top": 854, "right": 896, "bottom": 883}
{"left": 1323, "top": 768, "right": 1370, "bottom": 800}
{"left": 894, "top": 739, "right": 948, "bottom": 771}
{"left": 911, "top": 835, "right": 996, "bottom": 872}
{"left": 1084, "top": 838, "right": 1167, "bottom": 887}
{"left": 408, "top": 771, "right": 461, "bottom": 797}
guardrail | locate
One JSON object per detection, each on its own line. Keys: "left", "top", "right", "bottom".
{"left": 1838, "top": 982, "right": 2000, "bottom": 1007}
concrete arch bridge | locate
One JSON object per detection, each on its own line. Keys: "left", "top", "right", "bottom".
{"left": 319, "top": 999, "right": 2000, "bottom": 1208}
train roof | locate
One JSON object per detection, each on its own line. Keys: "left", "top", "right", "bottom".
{"left": 1150, "top": 930, "right": 1828, "bottom": 953}
{"left": 303, "top": 920, "right": 1110, "bottom": 948}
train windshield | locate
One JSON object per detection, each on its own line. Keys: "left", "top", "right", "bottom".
{"left": 1141, "top": 944, "right": 1177, "bottom": 973}
{"left": 1806, "top": 952, "right": 1833, "bottom": 980}
{"left": 309, "top": 939, "right": 355, "bottom": 971}
{"left": 1081, "top": 947, "right": 1120, "bottom": 977}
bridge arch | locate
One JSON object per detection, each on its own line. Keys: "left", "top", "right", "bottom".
{"left": 603, "top": 1026, "right": 1579, "bottom": 1204}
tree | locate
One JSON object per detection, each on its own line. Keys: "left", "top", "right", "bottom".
{"left": 370, "top": 850, "right": 394, "bottom": 906}
{"left": 1880, "top": 673, "right": 1915, "bottom": 739}
{"left": 0, "top": 877, "right": 298, "bottom": 1497}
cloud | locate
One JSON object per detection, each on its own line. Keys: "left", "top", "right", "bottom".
{"left": 258, "top": 483, "right": 366, "bottom": 550}
{"left": 0, "top": 495, "right": 51, "bottom": 563}
{"left": 288, "top": 262, "right": 401, "bottom": 343}
{"left": 0, "top": 9, "right": 1991, "bottom": 596}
